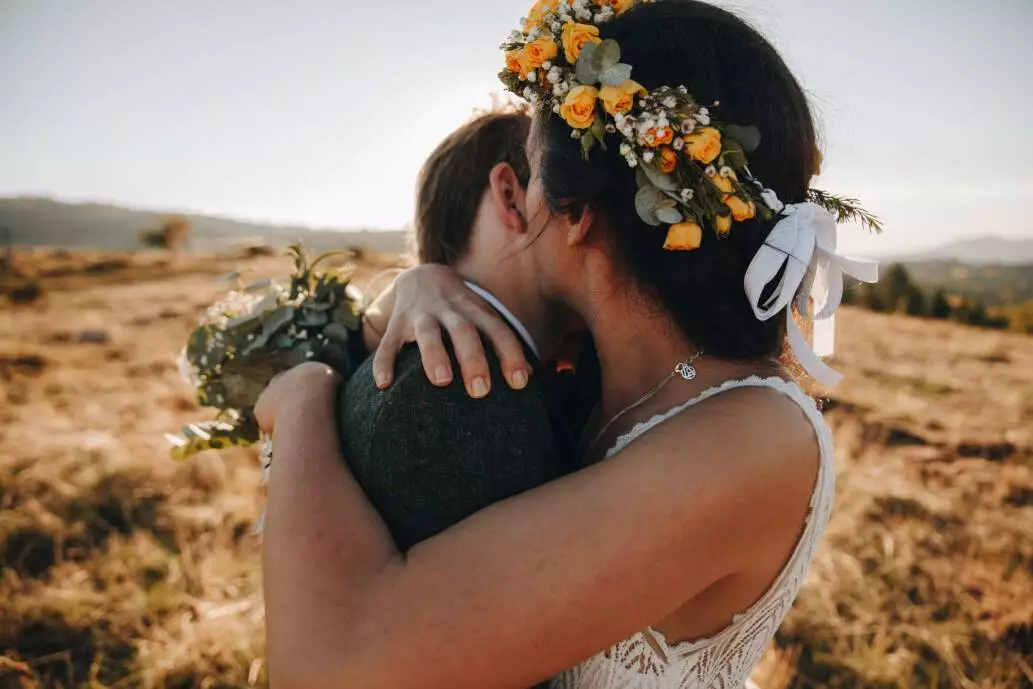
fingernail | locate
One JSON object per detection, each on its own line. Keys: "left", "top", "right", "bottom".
{"left": 470, "top": 377, "right": 489, "bottom": 398}
{"left": 375, "top": 372, "right": 389, "bottom": 389}
{"left": 433, "top": 365, "right": 452, "bottom": 385}
{"left": 510, "top": 370, "right": 528, "bottom": 390}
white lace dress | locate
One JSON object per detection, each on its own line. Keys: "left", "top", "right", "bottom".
{"left": 551, "top": 377, "right": 836, "bottom": 689}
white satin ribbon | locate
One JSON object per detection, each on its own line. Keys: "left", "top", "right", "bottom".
{"left": 744, "top": 202, "right": 879, "bottom": 388}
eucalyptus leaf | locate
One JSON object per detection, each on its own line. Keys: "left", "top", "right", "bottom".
{"left": 590, "top": 118, "right": 606, "bottom": 140}
{"left": 655, "top": 207, "right": 684, "bottom": 224}
{"left": 635, "top": 185, "right": 666, "bottom": 227}
{"left": 575, "top": 43, "right": 601, "bottom": 84}
{"left": 260, "top": 306, "right": 295, "bottom": 338}
{"left": 243, "top": 279, "right": 273, "bottom": 293}
{"left": 640, "top": 161, "right": 680, "bottom": 192}
{"left": 599, "top": 63, "right": 632, "bottom": 87}
{"left": 297, "top": 309, "right": 330, "bottom": 328}
{"left": 581, "top": 132, "right": 597, "bottom": 156}
{"left": 322, "top": 323, "right": 352, "bottom": 344}
{"left": 722, "top": 140, "right": 748, "bottom": 170}
{"left": 591, "top": 39, "right": 621, "bottom": 72}
{"left": 725, "top": 124, "right": 762, "bottom": 153}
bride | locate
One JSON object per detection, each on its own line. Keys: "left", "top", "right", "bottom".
{"left": 254, "top": 0, "right": 877, "bottom": 686}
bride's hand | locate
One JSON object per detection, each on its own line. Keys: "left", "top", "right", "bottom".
{"left": 369, "top": 264, "right": 531, "bottom": 398}
{"left": 255, "top": 362, "right": 341, "bottom": 437}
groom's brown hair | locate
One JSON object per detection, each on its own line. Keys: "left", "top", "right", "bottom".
{"left": 415, "top": 107, "right": 531, "bottom": 265}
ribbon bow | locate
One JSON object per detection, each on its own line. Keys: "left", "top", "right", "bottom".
{"left": 744, "top": 202, "right": 879, "bottom": 388}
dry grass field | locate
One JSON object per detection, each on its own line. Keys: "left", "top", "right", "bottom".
{"left": 1, "top": 249, "right": 1031, "bottom": 688}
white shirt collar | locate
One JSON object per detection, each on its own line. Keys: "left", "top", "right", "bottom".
{"left": 464, "top": 281, "right": 540, "bottom": 359}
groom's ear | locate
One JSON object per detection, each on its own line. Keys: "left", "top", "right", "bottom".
{"left": 488, "top": 162, "right": 528, "bottom": 235}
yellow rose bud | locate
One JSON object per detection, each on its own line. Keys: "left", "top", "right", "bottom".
{"left": 526, "top": 36, "right": 559, "bottom": 68}
{"left": 709, "top": 171, "right": 735, "bottom": 195}
{"left": 562, "top": 21, "right": 601, "bottom": 64}
{"left": 644, "top": 126, "right": 674, "bottom": 148}
{"left": 560, "top": 85, "right": 600, "bottom": 130}
{"left": 682, "top": 126, "right": 722, "bottom": 164}
{"left": 525, "top": 0, "right": 560, "bottom": 30}
{"left": 659, "top": 147, "right": 678, "bottom": 174}
{"left": 598, "top": 79, "right": 646, "bottom": 115}
{"left": 714, "top": 214, "right": 732, "bottom": 236}
{"left": 664, "top": 221, "right": 703, "bottom": 251}
{"left": 506, "top": 49, "right": 534, "bottom": 79}
{"left": 724, "top": 196, "right": 756, "bottom": 221}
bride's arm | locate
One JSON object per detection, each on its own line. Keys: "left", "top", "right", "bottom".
{"left": 257, "top": 364, "right": 816, "bottom": 689}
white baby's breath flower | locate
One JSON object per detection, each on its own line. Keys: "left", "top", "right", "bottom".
{"left": 694, "top": 112, "right": 711, "bottom": 126}
{"left": 705, "top": 165, "right": 717, "bottom": 177}
{"left": 720, "top": 166, "right": 734, "bottom": 178}
{"left": 643, "top": 150, "right": 655, "bottom": 163}
{"left": 528, "top": 26, "right": 542, "bottom": 39}
{"left": 639, "top": 99, "right": 648, "bottom": 108}
{"left": 550, "top": 19, "right": 563, "bottom": 31}
{"left": 673, "top": 137, "right": 685, "bottom": 151}
{"left": 548, "top": 67, "right": 562, "bottom": 82}
{"left": 680, "top": 119, "right": 696, "bottom": 134}
{"left": 542, "top": 60, "right": 552, "bottom": 70}
{"left": 663, "top": 97, "right": 677, "bottom": 109}
{"left": 680, "top": 188, "right": 695, "bottom": 202}
{"left": 678, "top": 85, "right": 688, "bottom": 95}
{"left": 619, "top": 142, "right": 631, "bottom": 155}
{"left": 553, "top": 102, "right": 562, "bottom": 114}
{"left": 524, "top": 86, "right": 534, "bottom": 99}
{"left": 627, "top": 156, "right": 639, "bottom": 168}
{"left": 657, "top": 114, "right": 669, "bottom": 128}
{"left": 527, "top": 70, "right": 537, "bottom": 83}
{"left": 576, "top": 8, "right": 591, "bottom": 20}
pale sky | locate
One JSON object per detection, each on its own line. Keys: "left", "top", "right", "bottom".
{"left": 1, "top": 0, "right": 1031, "bottom": 256}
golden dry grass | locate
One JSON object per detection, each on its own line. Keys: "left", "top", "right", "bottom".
{"left": 1, "top": 249, "right": 1031, "bottom": 688}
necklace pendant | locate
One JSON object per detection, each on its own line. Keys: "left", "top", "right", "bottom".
{"left": 675, "top": 362, "right": 697, "bottom": 380}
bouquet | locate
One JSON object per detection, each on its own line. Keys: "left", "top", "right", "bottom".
{"left": 167, "top": 245, "right": 366, "bottom": 460}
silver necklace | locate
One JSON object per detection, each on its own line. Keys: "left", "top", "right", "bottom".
{"left": 582, "top": 351, "right": 704, "bottom": 458}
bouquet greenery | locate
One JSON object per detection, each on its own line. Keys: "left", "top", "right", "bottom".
{"left": 167, "top": 246, "right": 366, "bottom": 459}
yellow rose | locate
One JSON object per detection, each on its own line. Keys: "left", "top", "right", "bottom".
{"left": 526, "top": 36, "right": 559, "bottom": 68}
{"left": 560, "top": 85, "right": 600, "bottom": 130}
{"left": 659, "top": 147, "right": 678, "bottom": 174}
{"left": 664, "top": 221, "right": 703, "bottom": 251}
{"left": 561, "top": 22, "right": 601, "bottom": 64}
{"left": 599, "top": 79, "right": 646, "bottom": 115}
{"left": 643, "top": 126, "right": 674, "bottom": 148}
{"left": 709, "top": 170, "right": 735, "bottom": 195}
{"left": 724, "top": 196, "right": 756, "bottom": 221}
{"left": 682, "top": 127, "right": 722, "bottom": 164}
{"left": 506, "top": 49, "right": 534, "bottom": 79}
{"left": 525, "top": 0, "right": 560, "bottom": 30}
{"left": 714, "top": 214, "right": 732, "bottom": 236}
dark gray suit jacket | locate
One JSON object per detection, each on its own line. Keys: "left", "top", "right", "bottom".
{"left": 338, "top": 336, "right": 578, "bottom": 552}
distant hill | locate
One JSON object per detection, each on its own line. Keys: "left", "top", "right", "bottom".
{"left": 0, "top": 196, "right": 409, "bottom": 254}
{"left": 888, "top": 235, "right": 1033, "bottom": 265}
{"left": 896, "top": 260, "right": 1033, "bottom": 308}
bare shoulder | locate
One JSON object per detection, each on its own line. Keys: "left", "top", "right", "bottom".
{"left": 607, "top": 381, "right": 821, "bottom": 563}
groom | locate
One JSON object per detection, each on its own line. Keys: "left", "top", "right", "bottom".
{"left": 338, "top": 109, "right": 594, "bottom": 552}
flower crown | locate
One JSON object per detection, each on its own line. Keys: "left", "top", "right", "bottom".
{"left": 499, "top": 0, "right": 880, "bottom": 251}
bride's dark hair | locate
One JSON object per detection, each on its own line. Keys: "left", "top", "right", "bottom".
{"left": 536, "top": 0, "right": 818, "bottom": 360}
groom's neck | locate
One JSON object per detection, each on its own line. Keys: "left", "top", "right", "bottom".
{"left": 454, "top": 256, "right": 563, "bottom": 360}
